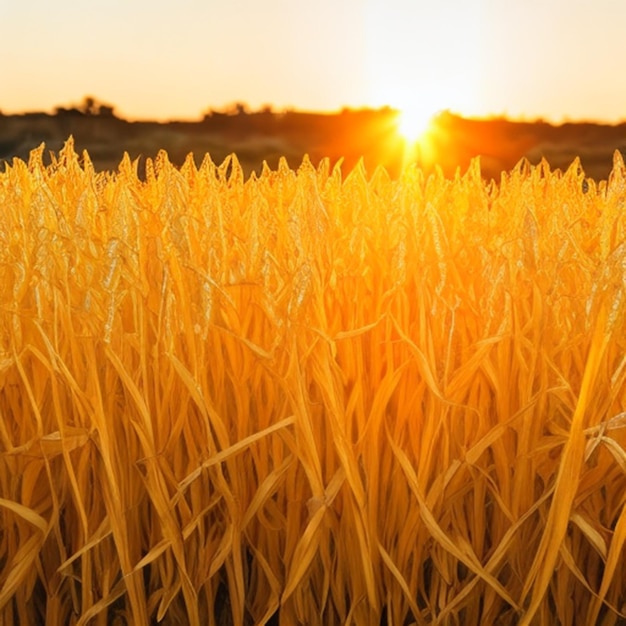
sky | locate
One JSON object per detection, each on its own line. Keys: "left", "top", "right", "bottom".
{"left": 1, "top": 0, "right": 625, "bottom": 123}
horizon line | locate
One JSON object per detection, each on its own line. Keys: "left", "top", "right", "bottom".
{"left": 2, "top": 102, "right": 625, "bottom": 127}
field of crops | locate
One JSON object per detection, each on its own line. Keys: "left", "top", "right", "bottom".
{"left": 1, "top": 139, "right": 626, "bottom": 625}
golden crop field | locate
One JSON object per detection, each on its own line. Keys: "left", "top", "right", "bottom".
{"left": 1, "top": 139, "right": 626, "bottom": 625}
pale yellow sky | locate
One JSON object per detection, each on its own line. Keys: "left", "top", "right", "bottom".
{"left": 2, "top": 0, "right": 625, "bottom": 122}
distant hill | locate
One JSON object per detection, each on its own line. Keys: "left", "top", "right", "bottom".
{"left": 1, "top": 106, "right": 625, "bottom": 180}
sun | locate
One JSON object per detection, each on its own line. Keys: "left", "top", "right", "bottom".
{"left": 397, "top": 106, "right": 438, "bottom": 144}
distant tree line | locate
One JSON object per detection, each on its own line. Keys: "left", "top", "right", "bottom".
{"left": 54, "top": 96, "right": 116, "bottom": 118}
{"left": 3, "top": 96, "right": 399, "bottom": 123}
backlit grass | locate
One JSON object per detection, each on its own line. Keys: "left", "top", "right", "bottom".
{"left": 1, "top": 139, "right": 626, "bottom": 625}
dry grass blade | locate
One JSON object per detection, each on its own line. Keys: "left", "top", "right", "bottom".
{"left": 174, "top": 416, "right": 296, "bottom": 502}
{"left": 377, "top": 541, "right": 423, "bottom": 624}
{"left": 281, "top": 467, "right": 345, "bottom": 605}
{"left": 586, "top": 502, "right": 626, "bottom": 623}
{"left": 0, "top": 534, "right": 46, "bottom": 612}
{"left": 569, "top": 511, "right": 607, "bottom": 559}
{"left": 75, "top": 579, "right": 127, "bottom": 626}
{"left": 0, "top": 498, "right": 47, "bottom": 533}
{"left": 387, "top": 429, "right": 521, "bottom": 612}
{"left": 519, "top": 303, "right": 611, "bottom": 625}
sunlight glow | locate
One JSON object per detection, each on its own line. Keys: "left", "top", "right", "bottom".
{"left": 397, "top": 106, "right": 438, "bottom": 143}
{"left": 365, "top": 0, "right": 486, "bottom": 143}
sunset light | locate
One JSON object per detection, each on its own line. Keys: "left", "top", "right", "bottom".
{"left": 5, "top": 0, "right": 626, "bottom": 623}
{"left": 364, "top": 0, "right": 485, "bottom": 155}
{"left": 397, "top": 105, "right": 438, "bottom": 143}
{"left": 2, "top": 0, "right": 626, "bottom": 122}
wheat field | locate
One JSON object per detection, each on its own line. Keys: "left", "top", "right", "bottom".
{"left": 1, "top": 139, "right": 626, "bottom": 625}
